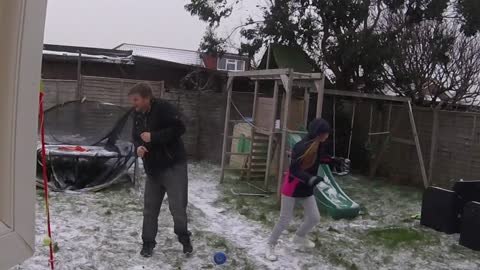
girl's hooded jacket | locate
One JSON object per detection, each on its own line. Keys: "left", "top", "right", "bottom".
{"left": 281, "top": 119, "right": 331, "bottom": 198}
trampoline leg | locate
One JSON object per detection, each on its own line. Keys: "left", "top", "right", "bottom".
{"left": 133, "top": 158, "right": 139, "bottom": 185}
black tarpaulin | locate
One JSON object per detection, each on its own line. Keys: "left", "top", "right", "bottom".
{"left": 37, "top": 100, "right": 136, "bottom": 191}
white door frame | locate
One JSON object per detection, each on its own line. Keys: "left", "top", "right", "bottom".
{"left": 0, "top": 0, "right": 47, "bottom": 269}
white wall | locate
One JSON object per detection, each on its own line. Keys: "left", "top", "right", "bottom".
{"left": 0, "top": 0, "right": 47, "bottom": 269}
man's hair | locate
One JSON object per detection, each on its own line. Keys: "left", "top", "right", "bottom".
{"left": 128, "top": 82, "right": 153, "bottom": 98}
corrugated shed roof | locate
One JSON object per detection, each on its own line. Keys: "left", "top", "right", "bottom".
{"left": 43, "top": 50, "right": 135, "bottom": 65}
{"left": 43, "top": 44, "right": 135, "bottom": 65}
{"left": 115, "top": 43, "right": 204, "bottom": 67}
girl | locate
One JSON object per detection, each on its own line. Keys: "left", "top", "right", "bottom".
{"left": 266, "top": 118, "right": 330, "bottom": 261}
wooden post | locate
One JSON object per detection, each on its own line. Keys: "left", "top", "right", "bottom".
{"left": 407, "top": 101, "right": 429, "bottom": 188}
{"left": 347, "top": 101, "right": 356, "bottom": 159}
{"left": 469, "top": 115, "right": 477, "bottom": 178}
{"left": 278, "top": 73, "right": 293, "bottom": 195}
{"left": 314, "top": 76, "right": 325, "bottom": 117}
{"left": 76, "top": 51, "right": 82, "bottom": 99}
{"left": 264, "top": 80, "right": 279, "bottom": 188}
{"left": 333, "top": 97, "right": 336, "bottom": 156}
{"left": 368, "top": 103, "right": 374, "bottom": 144}
{"left": 252, "top": 81, "right": 259, "bottom": 122}
{"left": 55, "top": 81, "right": 60, "bottom": 105}
{"left": 220, "top": 77, "right": 234, "bottom": 183}
{"left": 387, "top": 103, "right": 393, "bottom": 131}
{"left": 304, "top": 88, "right": 310, "bottom": 128}
{"left": 159, "top": 81, "right": 165, "bottom": 98}
{"left": 428, "top": 108, "right": 439, "bottom": 184}
{"left": 266, "top": 42, "right": 272, "bottom": 69}
{"left": 369, "top": 111, "right": 402, "bottom": 178}
{"left": 248, "top": 81, "right": 260, "bottom": 181}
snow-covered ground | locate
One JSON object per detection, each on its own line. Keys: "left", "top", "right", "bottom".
{"left": 12, "top": 163, "right": 480, "bottom": 270}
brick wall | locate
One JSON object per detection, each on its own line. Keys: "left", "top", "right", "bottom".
{"left": 162, "top": 90, "right": 200, "bottom": 159}
{"left": 198, "top": 91, "right": 227, "bottom": 162}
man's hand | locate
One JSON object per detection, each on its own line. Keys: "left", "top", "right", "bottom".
{"left": 137, "top": 146, "right": 149, "bottom": 158}
{"left": 141, "top": 132, "right": 152, "bottom": 143}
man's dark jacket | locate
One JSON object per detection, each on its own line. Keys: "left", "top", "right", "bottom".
{"left": 132, "top": 99, "right": 187, "bottom": 176}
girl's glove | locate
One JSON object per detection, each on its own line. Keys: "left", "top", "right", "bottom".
{"left": 308, "top": 176, "right": 322, "bottom": 186}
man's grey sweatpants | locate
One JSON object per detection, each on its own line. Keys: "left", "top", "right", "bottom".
{"left": 142, "top": 162, "right": 189, "bottom": 244}
{"left": 268, "top": 195, "right": 320, "bottom": 245}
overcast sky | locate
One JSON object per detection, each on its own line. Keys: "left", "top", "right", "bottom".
{"left": 44, "top": 0, "right": 261, "bottom": 52}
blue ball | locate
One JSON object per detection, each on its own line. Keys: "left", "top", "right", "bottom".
{"left": 213, "top": 252, "right": 227, "bottom": 265}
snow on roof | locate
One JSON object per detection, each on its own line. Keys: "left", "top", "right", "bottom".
{"left": 43, "top": 49, "right": 134, "bottom": 65}
{"left": 115, "top": 43, "right": 204, "bottom": 67}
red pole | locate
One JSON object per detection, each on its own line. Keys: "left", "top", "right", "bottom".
{"left": 39, "top": 91, "right": 55, "bottom": 270}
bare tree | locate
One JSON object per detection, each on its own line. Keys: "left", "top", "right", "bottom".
{"left": 438, "top": 32, "right": 480, "bottom": 108}
{"left": 380, "top": 19, "right": 450, "bottom": 103}
{"left": 381, "top": 16, "right": 480, "bottom": 108}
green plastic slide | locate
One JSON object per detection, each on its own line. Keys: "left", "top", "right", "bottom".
{"left": 288, "top": 134, "right": 360, "bottom": 220}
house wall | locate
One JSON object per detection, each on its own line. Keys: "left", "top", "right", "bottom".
{"left": 0, "top": 0, "right": 47, "bottom": 268}
{"left": 202, "top": 55, "right": 218, "bottom": 70}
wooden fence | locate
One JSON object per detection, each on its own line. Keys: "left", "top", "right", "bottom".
{"left": 42, "top": 76, "right": 164, "bottom": 109}
{"left": 328, "top": 97, "right": 480, "bottom": 188}
{"left": 43, "top": 77, "right": 480, "bottom": 187}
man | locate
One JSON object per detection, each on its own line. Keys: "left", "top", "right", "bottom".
{"left": 128, "top": 83, "right": 192, "bottom": 257}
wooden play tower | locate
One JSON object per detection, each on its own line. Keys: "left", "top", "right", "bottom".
{"left": 220, "top": 69, "right": 326, "bottom": 194}
{"left": 220, "top": 68, "right": 430, "bottom": 194}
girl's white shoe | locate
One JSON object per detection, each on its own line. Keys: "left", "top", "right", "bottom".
{"left": 265, "top": 243, "right": 278, "bottom": 261}
{"left": 293, "top": 235, "right": 316, "bottom": 249}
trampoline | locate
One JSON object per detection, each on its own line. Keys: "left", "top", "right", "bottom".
{"left": 36, "top": 100, "right": 136, "bottom": 192}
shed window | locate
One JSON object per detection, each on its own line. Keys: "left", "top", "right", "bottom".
{"left": 217, "top": 57, "right": 246, "bottom": 71}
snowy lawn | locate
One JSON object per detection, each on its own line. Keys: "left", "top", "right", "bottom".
{"left": 11, "top": 162, "right": 480, "bottom": 270}
{"left": 220, "top": 172, "right": 480, "bottom": 270}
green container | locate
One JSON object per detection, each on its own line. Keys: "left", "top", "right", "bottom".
{"left": 237, "top": 134, "right": 250, "bottom": 153}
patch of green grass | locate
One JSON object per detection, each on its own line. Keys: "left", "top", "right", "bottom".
{"left": 366, "top": 226, "right": 435, "bottom": 249}
{"left": 326, "top": 252, "right": 359, "bottom": 270}
{"left": 53, "top": 242, "right": 60, "bottom": 253}
{"left": 206, "top": 235, "right": 229, "bottom": 251}
{"left": 217, "top": 180, "right": 280, "bottom": 226}
{"left": 202, "top": 232, "right": 257, "bottom": 269}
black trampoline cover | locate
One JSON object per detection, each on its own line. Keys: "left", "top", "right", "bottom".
{"left": 37, "top": 100, "right": 136, "bottom": 191}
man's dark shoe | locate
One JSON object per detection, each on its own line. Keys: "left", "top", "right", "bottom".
{"left": 140, "top": 242, "right": 155, "bottom": 257}
{"left": 179, "top": 235, "right": 193, "bottom": 255}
